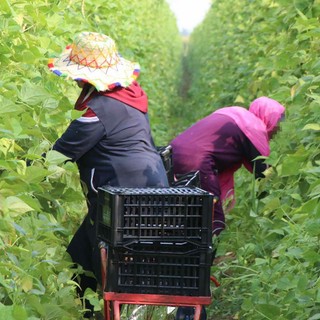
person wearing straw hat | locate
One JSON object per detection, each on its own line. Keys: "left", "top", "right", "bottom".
{"left": 48, "top": 31, "right": 169, "bottom": 318}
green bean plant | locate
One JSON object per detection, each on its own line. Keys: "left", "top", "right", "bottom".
{"left": 178, "top": 0, "right": 320, "bottom": 319}
{"left": 0, "top": 0, "right": 182, "bottom": 318}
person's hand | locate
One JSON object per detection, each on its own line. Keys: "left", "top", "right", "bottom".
{"left": 26, "top": 159, "right": 33, "bottom": 167}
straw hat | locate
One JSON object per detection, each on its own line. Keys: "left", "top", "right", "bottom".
{"left": 48, "top": 32, "right": 140, "bottom": 91}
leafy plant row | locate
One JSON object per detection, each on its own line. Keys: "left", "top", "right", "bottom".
{"left": 179, "top": 0, "right": 320, "bottom": 319}
{"left": 0, "top": 1, "right": 182, "bottom": 319}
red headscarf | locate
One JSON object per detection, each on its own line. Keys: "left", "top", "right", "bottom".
{"left": 75, "top": 81, "right": 148, "bottom": 113}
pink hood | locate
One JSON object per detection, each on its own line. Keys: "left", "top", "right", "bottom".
{"left": 249, "top": 96, "right": 285, "bottom": 140}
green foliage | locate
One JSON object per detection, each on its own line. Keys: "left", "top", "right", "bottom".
{"left": 179, "top": 0, "right": 320, "bottom": 319}
{"left": 3, "top": 0, "right": 320, "bottom": 318}
{"left": 184, "top": 0, "right": 320, "bottom": 120}
{"left": 0, "top": 0, "right": 182, "bottom": 318}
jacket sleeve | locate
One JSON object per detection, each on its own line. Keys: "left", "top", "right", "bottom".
{"left": 53, "top": 117, "right": 105, "bottom": 161}
{"left": 242, "top": 137, "right": 268, "bottom": 179}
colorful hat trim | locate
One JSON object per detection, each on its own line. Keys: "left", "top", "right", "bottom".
{"left": 47, "top": 32, "right": 140, "bottom": 91}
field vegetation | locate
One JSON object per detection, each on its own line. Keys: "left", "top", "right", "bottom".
{"left": 182, "top": 1, "right": 320, "bottom": 319}
{"left": 1, "top": 0, "right": 320, "bottom": 319}
{"left": 0, "top": 1, "right": 182, "bottom": 318}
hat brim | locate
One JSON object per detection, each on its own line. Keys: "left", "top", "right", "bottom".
{"left": 48, "top": 46, "right": 140, "bottom": 91}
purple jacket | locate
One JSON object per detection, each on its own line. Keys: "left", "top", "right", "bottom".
{"left": 171, "top": 97, "right": 285, "bottom": 235}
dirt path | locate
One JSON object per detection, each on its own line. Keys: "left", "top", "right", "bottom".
{"left": 179, "top": 56, "right": 192, "bottom": 100}
{"left": 179, "top": 36, "right": 192, "bottom": 100}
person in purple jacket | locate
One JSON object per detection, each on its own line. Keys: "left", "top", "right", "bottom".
{"left": 48, "top": 31, "right": 168, "bottom": 318}
{"left": 172, "top": 97, "right": 285, "bottom": 320}
{"left": 171, "top": 97, "right": 285, "bottom": 236}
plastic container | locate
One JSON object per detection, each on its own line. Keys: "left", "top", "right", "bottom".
{"left": 157, "top": 145, "right": 201, "bottom": 188}
{"left": 96, "top": 186, "right": 213, "bottom": 247}
{"left": 105, "top": 241, "right": 213, "bottom": 296}
{"left": 172, "top": 171, "right": 201, "bottom": 188}
{"left": 157, "top": 145, "right": 174, "bottom": 185}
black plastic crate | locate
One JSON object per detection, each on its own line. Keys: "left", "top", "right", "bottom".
{"left": 105, "top": 241, "right": 212, "bottom": 296}
{"left": 97, "top": 186, "right": 213, "bottom": 247}
{"left": 156, "top": 145, "right": 201, "bottom": 187}
{"left": 172, "top": 171, "right": 201, "bottom": 188}
{"left": 157, "top": 145, "right": 174, "bottom": 184}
